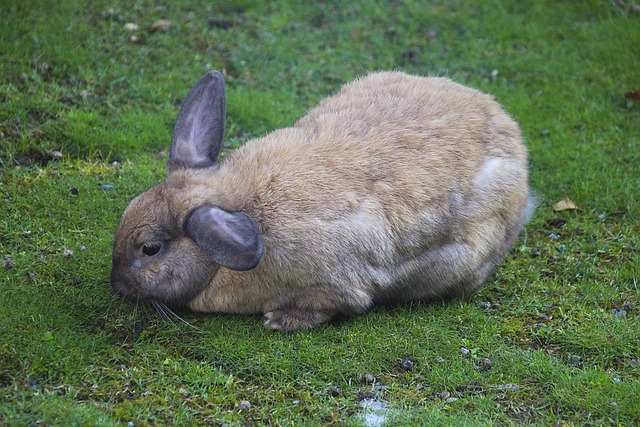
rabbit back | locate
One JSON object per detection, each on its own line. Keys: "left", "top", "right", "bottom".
{"left": 183, "top": 72, "right": 529, "bottom": 321}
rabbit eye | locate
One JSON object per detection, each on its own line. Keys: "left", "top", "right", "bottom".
{"left": 141, "top": 242, "right": 162, "bottom": 257}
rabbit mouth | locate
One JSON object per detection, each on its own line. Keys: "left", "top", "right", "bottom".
{"left": 110, "top": 271, "right": 200, "bottom": 308}
{"left": 110, "top": 246, "right": 217, "bottom": 307}
{"left": 111, "top": 279, "right": 188, "bottom": 307}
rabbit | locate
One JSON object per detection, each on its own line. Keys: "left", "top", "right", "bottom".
{"left": 111, "top": 70, "right": 532, "bottom": 331}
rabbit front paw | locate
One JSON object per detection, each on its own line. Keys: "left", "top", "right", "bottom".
{"left": 264, "top": 308, "right": 332, "bottom": 331}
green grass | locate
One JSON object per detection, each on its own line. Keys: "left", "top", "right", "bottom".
{"left": 1, "top": 0, "right": 639, "bottom": 425}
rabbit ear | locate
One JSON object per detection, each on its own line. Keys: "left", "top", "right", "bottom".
{"left": 185, "top": 206, "right": 265, "bottom": 271}
{"left": 168, "top": 71, "right": 226, "bottom": 172}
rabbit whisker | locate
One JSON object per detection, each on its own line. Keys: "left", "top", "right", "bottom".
{"left": 104, "top": 291, "right": 119, "bottom": 317}
{"left": 157, "top": 302, "right": 201, "bottom": 331}
{"left": 151, "top": 300, "right": 178, "bottom": 329}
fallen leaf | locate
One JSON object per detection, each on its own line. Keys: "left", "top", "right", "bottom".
{"left": 553, "top": 195, "right": 579, "bottom": 211}
{"left": 625, "top": 89, "right": 640, "bottom": 99}
{"left": 150, "top": 19, "right": 172, "bottom": 32}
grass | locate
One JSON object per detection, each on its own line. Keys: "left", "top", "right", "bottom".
{"left": 1, "top": 0, "right": 639, "bottom": 425}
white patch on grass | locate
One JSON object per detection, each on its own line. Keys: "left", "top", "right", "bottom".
{"left": 359, "top": 398, "right": 389, "bottom": 427}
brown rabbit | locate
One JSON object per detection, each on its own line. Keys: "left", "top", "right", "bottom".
{"left": 111, "top": 71, "right": 532, "bottom": 331}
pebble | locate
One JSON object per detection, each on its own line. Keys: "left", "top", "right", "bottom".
{"left": 434, "top": 356, "right": 445, "bottom": 364}
{"left": 399, "top": 358, "right": 414, "bottom": 371}
{"left": 103, "top": 8, "right": 118, "bottom": 19}
{"left": 123, "top": 23, "right": 139, "bottom": 31}
{"left": 612, "top": 309, "right": 627, "bottom": 317}
{"left": 3, "top": 258, "right": 14, "bottom": 269}
{"left": 546, "top": 217, "right": 567, "bottom": 227}
{"left": 439, "top": 391, "right": 451, "bottom": 400}
{"left": 238, "top": 400, "right": 251, "bottom": 411}
{"left": 63, "top": 249, "right": 74, "bottom": 258}
{"left": 480, "top": 358, "right": 493, "bottom": 370}
{"left": 328, "top": 386, "right": 340, "bottom": 397}
{"left": 361, "top": 373, "right": 376, "bottom": 384}
{"left": 100, "top": 184, "right": 116, "bottom": 190}
{"left": 358, "top": 391, "right": 376, "bottom": 401}
{"left": 498, "top": 383, "right": 520, "bottom": 391}
{"left": 445, "top": 397, "right": 458, "bottom": 403}
{"left": 208, "top": 18, "right": 235, "bottom": 29}
{"left": 460, "top": 347, "right": 470, "bottom": 355}
{"left": 69, "top": 187, "right": 79, "bottom": 195}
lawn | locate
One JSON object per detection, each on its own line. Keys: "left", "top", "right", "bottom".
{"left": 1, "top": 0, "right": 639, "bottom": 425}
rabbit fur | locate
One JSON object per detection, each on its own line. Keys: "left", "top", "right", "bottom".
{"left": 111, "top": 71, "right": 531, "bottom": 331}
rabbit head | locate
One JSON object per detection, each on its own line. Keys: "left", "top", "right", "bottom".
{"left": 110, "top": 71, "right": 264, "bottom": 306}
